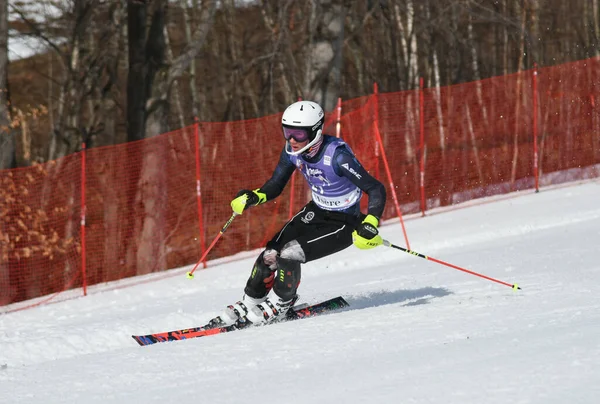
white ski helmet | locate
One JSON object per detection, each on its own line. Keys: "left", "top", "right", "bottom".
{"left": 281, "top": 100, "right": 325, "bottom": 155}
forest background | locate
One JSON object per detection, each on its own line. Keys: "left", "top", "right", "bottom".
{"left": 0, "top": 0, "right": 598, "bottom": 169}
{"left": 0, "top": 0, "right": 599, "bottom": 305}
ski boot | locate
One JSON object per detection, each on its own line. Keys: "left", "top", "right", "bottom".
{"left": 245, "top": 293, "right": 299, "bottom": 325}
{"left": 217, "top": 294, "right": 267, "bottom": 327}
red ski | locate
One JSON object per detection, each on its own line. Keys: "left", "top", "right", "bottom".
{"left": 132, "top": 296, "right": 349, "bottom": 346}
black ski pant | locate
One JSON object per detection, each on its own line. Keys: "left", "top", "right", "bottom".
{"left": 244, "top": 201, "right": 363, "bottom": 301}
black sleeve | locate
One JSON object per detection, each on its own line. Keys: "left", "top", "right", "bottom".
{"left": 333, "top": 147, "right": 387, "bottom": 219}
{"left": 258, "top": 147, "right": 296, "bottom": 200}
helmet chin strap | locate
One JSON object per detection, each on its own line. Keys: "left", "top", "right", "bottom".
{"left": 285, "top": 130, "right": 323, "bottom": 156}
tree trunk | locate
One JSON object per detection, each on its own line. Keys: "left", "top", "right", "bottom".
{"left": 432, "top": 51, "right": 445, "bottom": 151}
{"left": 594, "top": 0, "right": 600, "bottom": 56}
{"left": 395, "top": 0, "right": 419, "bottom": 162}
{"left": 529, "top": 0, "right": 540, "bottom": 64}
{"left": 466, "top": 105, "right": 484, "bottom": 184}
{"left": 467, "top": 15, "right": 490, "bottom": 131}
{"left": 510, "top": 3, "right": 527, "bottom": 187}
{"left": 503, "top": 0, "right": 509, "bottom": 76}
{"left": 131, "top": 0, "right": 216, "bottom": 275}
{"left": 181, "top": 0, "right": 200, "bottom": 119}
{"left": 128, "top": 0, "right": 169, "bottom": 275}
{"left": 14, "top": 109, "right": 31, "bottom": 167}
{"left": 0, "top": 0, "right": 13, "bottom": 303}
{"left": 164, "top": 25, "right": 185, "bottom": 129}
{"left": 132, "top": 127, "right": 168, "bottom": 275}
{"left": 126, "top": 0, "right": 149, "bottom": 143}
{"left": 302, "top": 1, "right": 318, "bottom": 100}
{"left": 394, "top": 1, "right": 419, "bottom": 89}
{"left": 0, "top": 0, "right": 14, "bottom": 170}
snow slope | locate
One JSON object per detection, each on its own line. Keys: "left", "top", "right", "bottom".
{"left": 1, "top": 180, "right": 600, "bottom": 403}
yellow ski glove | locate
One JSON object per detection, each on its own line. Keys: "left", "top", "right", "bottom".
{"left": 230, "top": 189, "right": 267, "bottom": 215}
{"left": 352, "top": 214, "right": 383, "bottom": 250}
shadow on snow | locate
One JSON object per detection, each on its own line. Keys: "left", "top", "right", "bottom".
{"left": 344, "top": 287, "right": 453, "bottom": 311}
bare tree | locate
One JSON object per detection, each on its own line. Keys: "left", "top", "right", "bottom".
{"left": 180, "top": 0, "right": 200, "bottom": 119}
{"left": 510, "top": 0, "right": 527, "bottom": 186}
{"left": 0, "top": 0, "right": 14, "bottom": 170}
{"left": 394, "top": 0, "right": 419, "bottom": 161}
{"left": 0, "top": 0, "right": 11, "bottom": 304}
{"left": 594, "top": 0, "right": 600, "bottom": 56}
{"left": 163, "top": 23, "right": 185, "bottom": 129}
{"left": 145, "top": 0, "right": 217, "bottom": 137}
{"left": 125, "top": 0, "right": 216, "bottom": 275}
{"left": 4, "top": 0, "right": 596, "bottom": 165}
{"left": 303, "top": 1, "right": 345, "bottom": 111}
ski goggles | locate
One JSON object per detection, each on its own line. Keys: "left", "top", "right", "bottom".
{"left": 282, "top": 125, "right": 310, "bottom": 142}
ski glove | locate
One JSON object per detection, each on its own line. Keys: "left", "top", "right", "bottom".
{"left": 352, "top": 214, "right": 383, "bottom": 250}
{"left": 231, "top": 189, "right": 267, "bottom": 215}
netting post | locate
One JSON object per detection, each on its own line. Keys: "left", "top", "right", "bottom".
{"left": 373, "top": 83, "right": 381, "bottom": 180}
{"left": 80, "top": 142, "right": 87, "bottom": 296}
{"left": 194, "top": 117, "right": 207, "bottom": 268}
{"left": 335, "top": 97, "right": 342, "bottom": 138}
{"left": 419, "top": 77, "right": 426, "bottom": 216}
{"left": 533, "top": 63, "right": 539, "bottom": 193}
{"left": 371, "top": 82, "right": 411, "bottom": 249}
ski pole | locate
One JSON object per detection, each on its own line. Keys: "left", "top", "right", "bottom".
{"left": 382, "top": 239, "right": 521, "bottom": 290}
{"left": 186, "top": 212, "right": 238, "bottom": 279}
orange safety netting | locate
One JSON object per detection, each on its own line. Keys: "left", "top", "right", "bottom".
{"left": 1, "top": 57, "right": 599, "bottom": 307}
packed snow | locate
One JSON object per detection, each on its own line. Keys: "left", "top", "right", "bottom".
{"left": 1, "top": 180, "right": 600, "bottom": 403}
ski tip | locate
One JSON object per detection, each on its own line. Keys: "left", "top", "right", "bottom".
{"left": 132, "top": 335, "right": 154, "bottom": 346}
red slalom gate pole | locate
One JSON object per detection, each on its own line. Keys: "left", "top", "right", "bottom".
{"left": 532, "top": 63, "right": 540, "bottom": 193}
{"left": 419, "top": 77, "right": 426, "bottom": 217}
{"left": 80, "top": 142, "right": 88, "bottom": 296}
{"left": 194, "top": 117, "right": 207, "bottom": 268}
{"left": 382, "top": 239, "right": 521, "bottom": 290}
{"left": 186, "top": 213, "right": 238, "bottom": 279}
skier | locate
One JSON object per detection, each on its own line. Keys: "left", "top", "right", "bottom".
{"left": 220, "top": 100, "right": 386, "bottom": 326}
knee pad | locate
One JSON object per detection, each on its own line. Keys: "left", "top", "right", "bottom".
{"left": 262, "top": 248, "right": 278, "bottom": 269}
{"left": 279, "top": 240, "right": 306, "bottom": 263}
{"left": 244, "top": 251, "right": 275, "bottom": 299}
{"left": 273, "top": 256, "right": 301, "bottom": 301}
